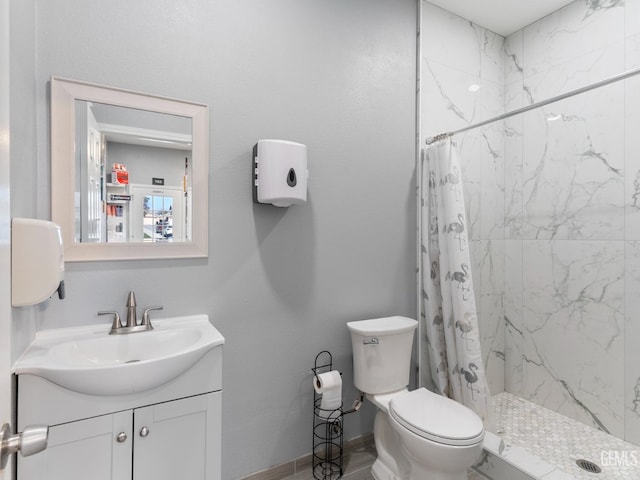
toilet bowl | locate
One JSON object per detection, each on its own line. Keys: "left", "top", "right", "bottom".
{"left": 347, "top": 316, "right": 485, "bottom": 480}
{"left": 388, "top": 388, "right": 484, "bottom": 480}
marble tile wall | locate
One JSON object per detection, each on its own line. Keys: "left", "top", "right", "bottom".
{"left": 503, "top": 0, "right": 637, "bottom": 445}
{"left": 421, "top": 0, "right": 640, "bottom": 445}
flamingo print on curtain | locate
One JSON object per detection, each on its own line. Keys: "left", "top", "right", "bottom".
{"left": 421, "top": 137, "right": 490, "bottom": 423}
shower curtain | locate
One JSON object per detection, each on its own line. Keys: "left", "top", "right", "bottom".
{"left": 421, "top": 138, "right": 490, "bottom": 423}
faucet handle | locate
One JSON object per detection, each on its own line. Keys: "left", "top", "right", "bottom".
{"left": 98, "top": 311, "right": 122, "bottom": 334}
{"left": 142, "top": 306, "right": 163, "bottom": 327}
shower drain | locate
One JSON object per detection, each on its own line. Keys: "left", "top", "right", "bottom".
{"left": 576, "top": 459, "right": 602, "bottom": 474}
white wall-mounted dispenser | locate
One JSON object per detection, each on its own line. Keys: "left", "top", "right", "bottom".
{"left": 12, "top": 218, "right": 65, "bottom": 307}
{"left": 253, "top": 139, "right": 308, "bottom": 207}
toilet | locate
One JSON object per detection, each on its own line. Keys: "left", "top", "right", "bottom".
{"left": 347, "top": 316, "right": 484, "bottom": 480}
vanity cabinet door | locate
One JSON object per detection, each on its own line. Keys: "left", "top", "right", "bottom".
{"left": 132, "top": 392, "right": 221, "bottom": 480}
{"left": 17, "top": 410, "right": 132, "bottom": 480}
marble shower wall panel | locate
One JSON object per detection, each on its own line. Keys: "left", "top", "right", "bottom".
{"left": 503, "top": 241, "right": 523, "bottom": 396}
{"left": 496, "top": 0, "right": 640, "bottom": 445}
{"left": 521, "top": 240, "right": 625, "bottom": 438}
{"left": 628, "top": 32, "right": 640, "bottom": 69}
{"left": 503, "top": 111, "right": 523, "bottom": 240}
{"left": 458, "top": 134, "right": 482, "bottom": 241}
{"left": 626, "top": 0, "right": 640, "bottom": 38}
{"left": 624, "top": 241, "right": 640, "bottom": 445}
{"left": 478, "top": 34, "right": 505, "bottom": 243}
{"left": 521, "top": 85, "right": 625, "bottom": 240}
{"left": 421, "top": 1, "right": 506, "bottom": 135}
{"left": 479, "top": 239, "right": 505, "bottom": 394}
{"left": 503, "top": 41, "right": 524, "bottom": 240}
{"left": 480, "top": 28, "right": 506, "bottom": 87}
{"left": 516, "top": 0, "right": 626, "bottom": 108}
{"left": 523, "top": 42, "right": 624, "bottom": 106}
{"left": 625, "top": 45, "right": 640, "bottom": 239}
{"left": 421, "top": 2, "right": 482, "bottom": 137}
{"left": 421, "top": 2, "right": 483, "bottom": 74}
{"left": 421, "top": 61, "right": 481, "bottom": 139}
{"left": 480, "top": 121, "right": 505, "bottom": 241}
{"left": 625, "top": 55, "right": 640, "bottom": 445}
{"left": 521, "top": 0, "right": 624, "bottom": 80}
{"left": 503, "top": 31, "right": 524, "bottom": 94}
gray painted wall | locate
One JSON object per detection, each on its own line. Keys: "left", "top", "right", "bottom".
{"left": 106, "top": 142, "right": 187, "bottom": 187}
{"left": 10, "top": 0, "right": 417, "bottom": 477}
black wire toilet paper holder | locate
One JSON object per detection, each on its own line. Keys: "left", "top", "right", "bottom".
{"left": 312, "top": 350, "right": 365, "bottom": 480}
{"left": 312, "top": 351, "right": 343, "bottom": 480}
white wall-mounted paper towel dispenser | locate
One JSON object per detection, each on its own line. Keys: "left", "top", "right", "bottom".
{"left": 12, "top": 218, "right": 65, "bottom": 307}
{"left": 253, "top": 139, "right": 308, "bottom": 207}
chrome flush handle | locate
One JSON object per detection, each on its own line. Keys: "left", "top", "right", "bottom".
{"left": 363, "top": 337, "right": 379, "bottom": 345}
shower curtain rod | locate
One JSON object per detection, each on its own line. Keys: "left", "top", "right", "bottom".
{"left": 425, "top": 65, "right": 640, "bottom": 145}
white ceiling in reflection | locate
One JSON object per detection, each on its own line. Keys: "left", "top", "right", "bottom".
{"left": 426, "top": 0, "right": 576, "bottom": 36}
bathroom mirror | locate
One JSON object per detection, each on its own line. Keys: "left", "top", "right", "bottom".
{"left": 51, "top": 76, "right": 208, "bottom": 261}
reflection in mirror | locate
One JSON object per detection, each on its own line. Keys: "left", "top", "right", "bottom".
{"left": 75, "top": 101, "right": 192, "bottom": 244}
{"left": 51, "top": 77, "right": 208, "bottom": 261}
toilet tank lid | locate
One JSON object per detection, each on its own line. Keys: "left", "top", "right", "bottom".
{"left": 347, "top": 316, "right": 417, "bottom": 336}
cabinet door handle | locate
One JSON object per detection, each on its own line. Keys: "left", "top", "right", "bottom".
{"left": 116, "top": 432, "right": 127, "bottom": 443}
{"left": 139, "top": 427, "right": 150, "bottom": 438}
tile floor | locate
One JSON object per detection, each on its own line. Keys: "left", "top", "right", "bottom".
{"left": 282, "top": 437, "right": 487, "bottom": 480}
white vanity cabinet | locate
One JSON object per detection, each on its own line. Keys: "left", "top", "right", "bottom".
{"left": 18, "top": 392, "right": 221, "bottom": 480}
{"left": 18, "top": 410, "right": 133, "bottom": 480}
{"left": 133, "top": 393, "right": 220, "bottom": 480}
{"left": 15, "top": 323, "right": 224, "bottom": 480}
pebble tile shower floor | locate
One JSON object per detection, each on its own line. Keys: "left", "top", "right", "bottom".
{"left": 492, "top": 392, "right": 640, "bottom": 479}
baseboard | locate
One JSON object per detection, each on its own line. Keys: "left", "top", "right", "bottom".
{"left": 238, "top": 433, "right": 375, "bottom": 480}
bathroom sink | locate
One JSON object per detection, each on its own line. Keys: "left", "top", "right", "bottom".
{"left": 13, "top": 314, "right": 224, "bottom": 396}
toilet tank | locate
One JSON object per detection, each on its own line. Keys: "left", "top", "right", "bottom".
{"left": 347, "top": 316, "right": 418, "bottom": 394}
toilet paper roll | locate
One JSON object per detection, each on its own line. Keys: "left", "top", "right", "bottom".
{"left": 314, "top": 371, "right": 342, "bottom": 420}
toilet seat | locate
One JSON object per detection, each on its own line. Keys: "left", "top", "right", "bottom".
{"left": 389, "top": 388, "right": 484, "bottom": 447}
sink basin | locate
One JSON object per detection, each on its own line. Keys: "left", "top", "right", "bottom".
{"left": 13, "top": 314, "right": 224, "bottom": 396}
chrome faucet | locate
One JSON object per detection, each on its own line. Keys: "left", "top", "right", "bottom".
{"left": 98, "top": 291, "right": 163, "bottom": 335}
